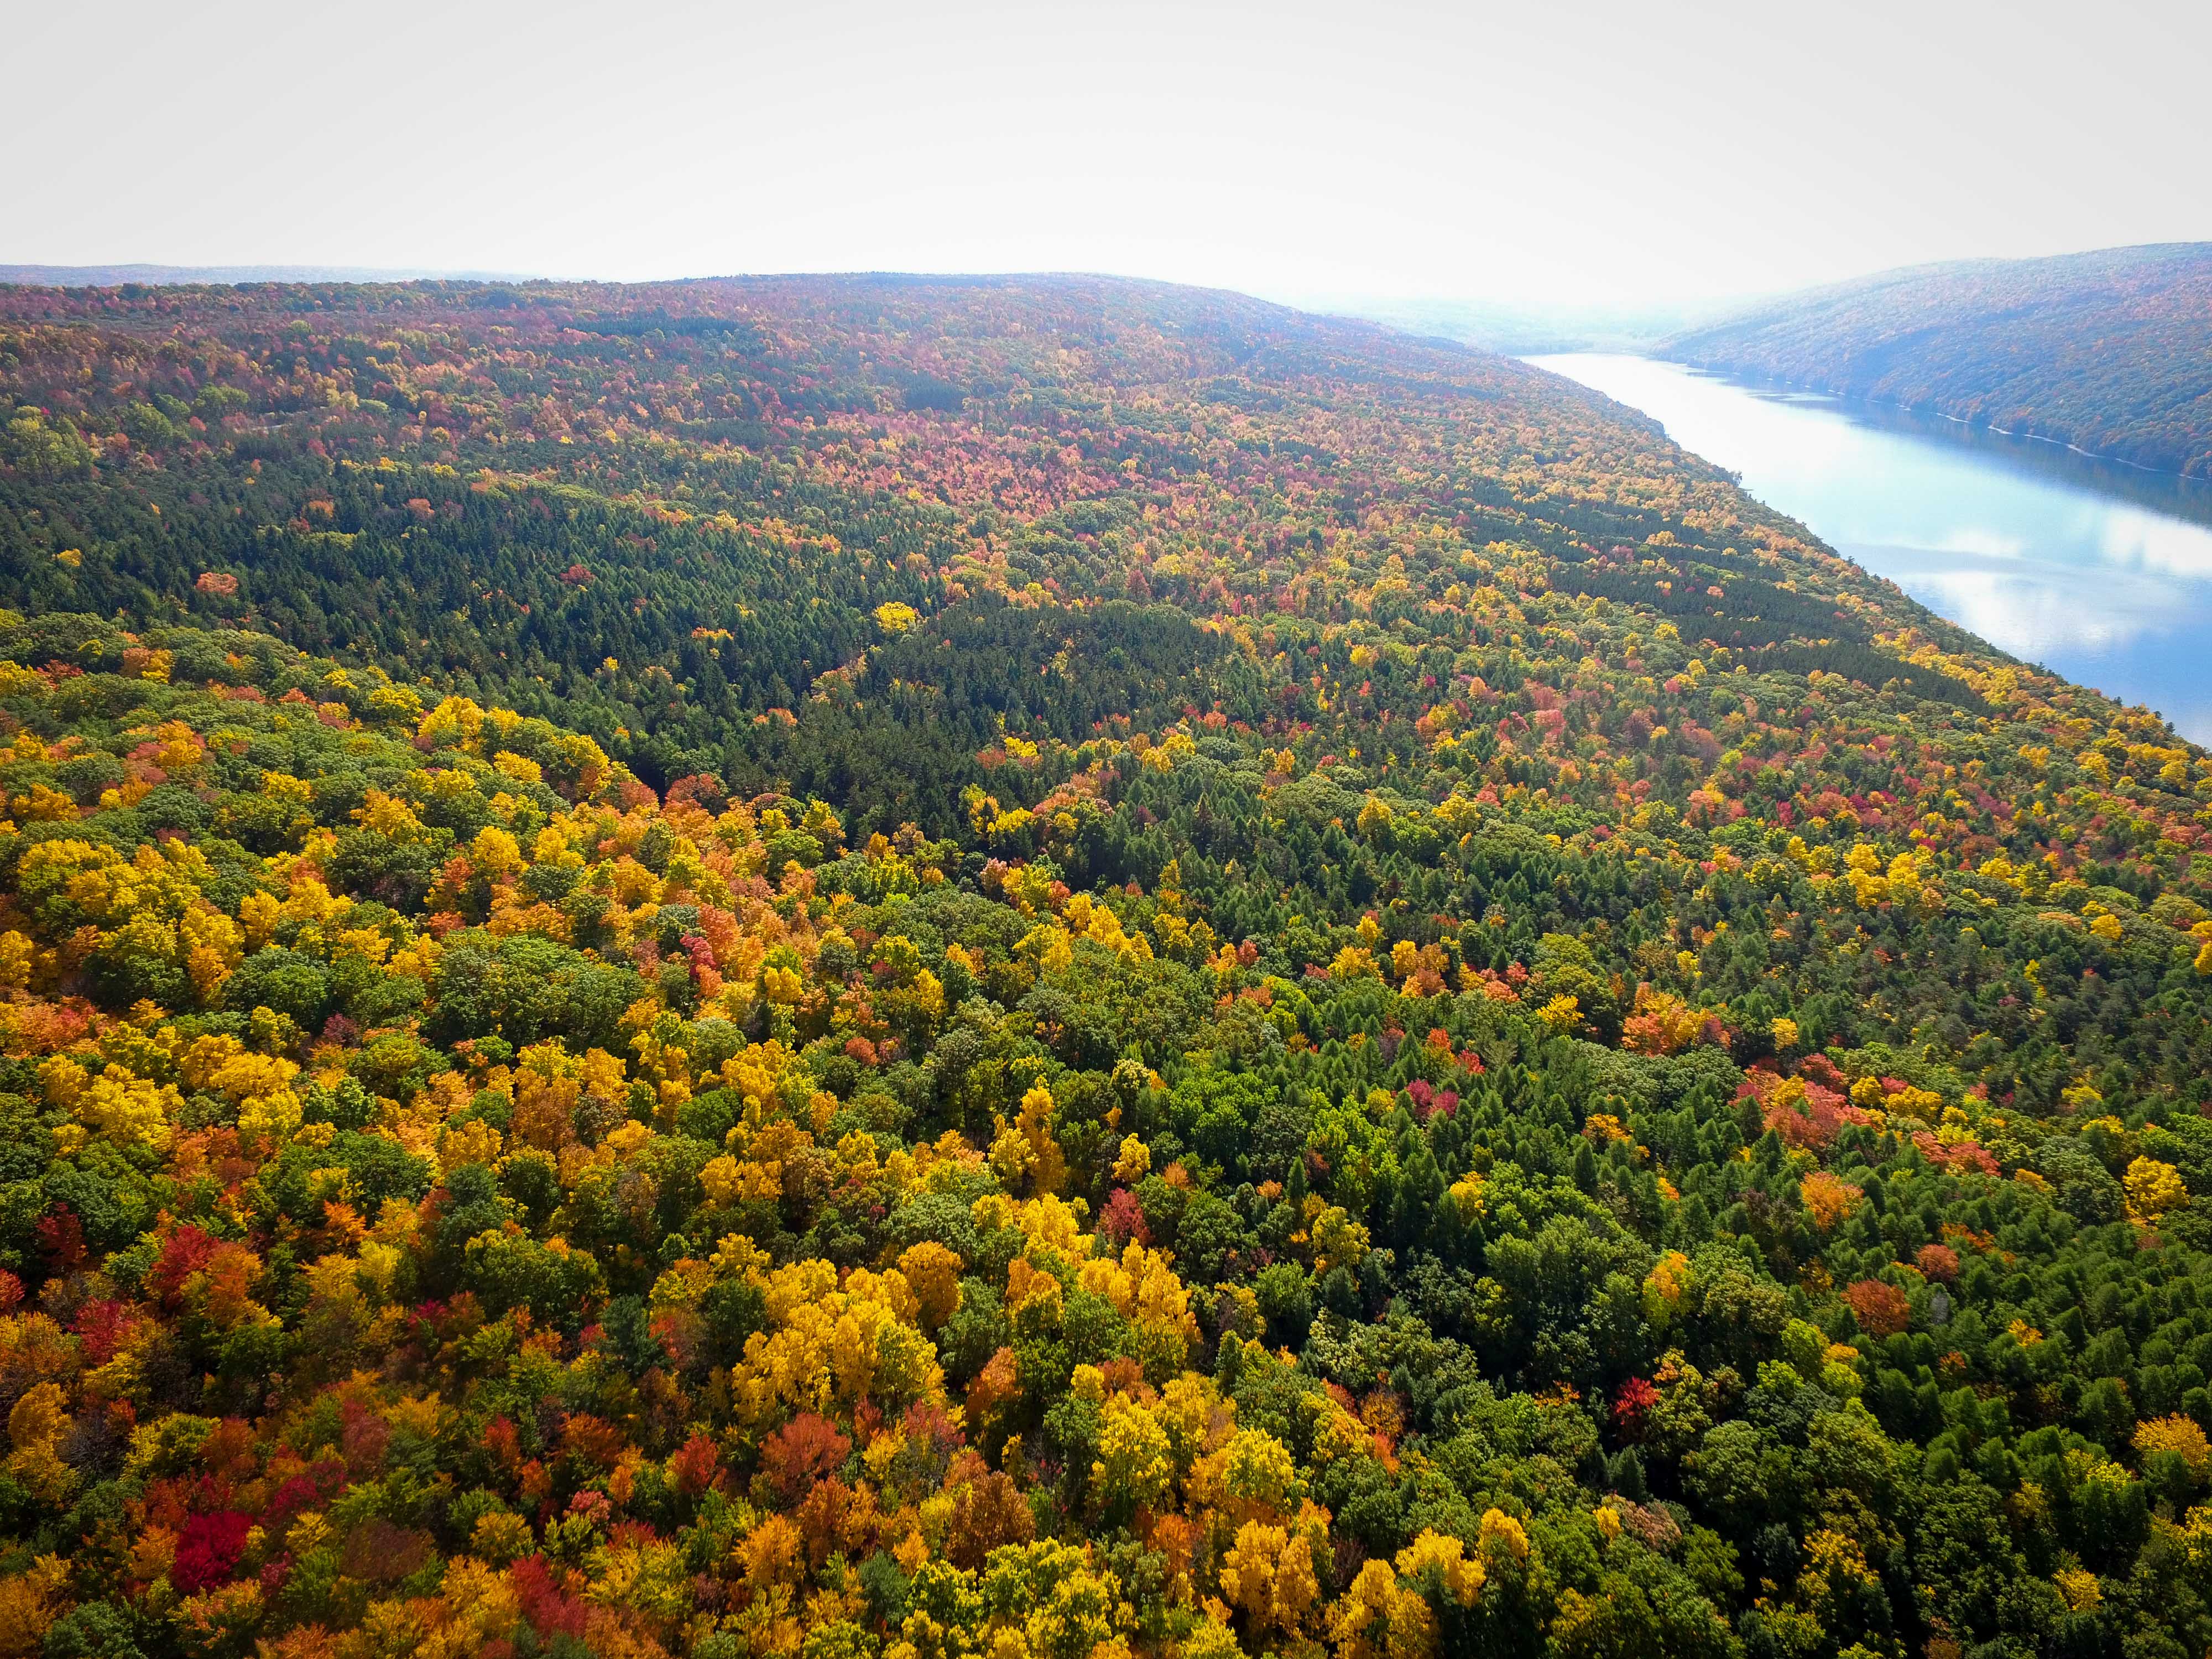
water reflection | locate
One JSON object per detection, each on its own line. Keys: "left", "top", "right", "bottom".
{"left": 1528, "top": 354, "right": 2212, "bottom": 742}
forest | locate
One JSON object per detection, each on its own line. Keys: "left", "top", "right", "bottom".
{"left": 1662, "top": 244, "right": 2212, "bottom": 479}
{"left": 2, "top": 273, "right": 2212, "bottom": 1659}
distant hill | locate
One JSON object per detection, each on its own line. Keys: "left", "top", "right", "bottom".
{"left": 1663, "top": 242, "right": 2212, "bottom": 478}
{"left": 1317, "top": 293, "right": 1750, "bottom": 356}
{"left": 0, "top": 260, "right": 534, "bottom": 286}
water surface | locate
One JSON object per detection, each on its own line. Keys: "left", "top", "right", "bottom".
{"left": 1530, "top": 353, "right": 2212, "bottom": 743}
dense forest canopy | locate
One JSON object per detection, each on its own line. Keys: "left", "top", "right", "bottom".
{"left": 1, "top": 273, "right": 2211, "bottom": 1659}
{"left": 1662, "top": 243, "right": 2212, "bottom": 479}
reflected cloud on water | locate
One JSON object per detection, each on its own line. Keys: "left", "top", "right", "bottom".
{"left": 1866, "top": 550, "right": 2190, "bottom": 656}
{"left": 1527, "top": 354, "right": 2212, "bottom": 742}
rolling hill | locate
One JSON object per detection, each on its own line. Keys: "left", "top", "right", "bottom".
{"left": 1662, "top": 242, "right": 2212, "bottom": 477}
{"left": 0, "top": 263, "right": 535, "bottom": 288}
{"left": 3, "top": 274, "right": 2212, "bottom": 1657}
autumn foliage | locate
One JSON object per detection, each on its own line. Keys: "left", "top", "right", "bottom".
{"left": 0, "top": 276, "right": 2209, "bottom": 1657}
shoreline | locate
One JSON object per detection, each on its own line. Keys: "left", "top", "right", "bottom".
{"left": 1658, "top": 359, "right": 2211, "bottom": 486}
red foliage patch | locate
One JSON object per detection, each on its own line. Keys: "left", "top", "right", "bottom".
{"left": 72, "top": 1299, "right": 132, "bottom": 1365}
{"left": 1912, "top": 1132, "right": 1999, "bottom": 1176}
{"left": 173, "top": 1511, "right": 253, "bottom": 1594}
{"left": 340, "top": 1397, "right": 391, "bottom": 1475}
{"left": 758, "top": 1412, "right": 851, "bottom": 1505}
{"left": 510, "top": 1554, "right": 589, "bottom": 1641}
{"left": 1736, "top": 1065, "right": 1879, "bottom": 1152}
{"left": 259, "top": 1465, "right": 345, "bottom": 1533}
{"left": 37, "top": 1209, "right": 87, "bottom": 1273}
{"left": 1098, "top": 1187, "right": 1149, "bottom": 1249}
{"left": 1843, "top": 1278, "right": 1913, "bottom": 1339}
{"left": 1796, "top": 1051, "right": 1848, "bottom": 1091}
{"left": 1914, "top": 1243, "right": 1962, "bottom": 1284}
{"left": 1613, "top": 1375, "right": 1661, "bottom": 1433}
{"left": 901, "top": 1400, "right": 966, "bottom": 1462}
{"left": 670, "top": 1431, "right": 722, "bottom": 1499}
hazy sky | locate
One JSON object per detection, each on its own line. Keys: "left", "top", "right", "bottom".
{"left": 12, "top": 0, "right": 2210, "bottom": 306}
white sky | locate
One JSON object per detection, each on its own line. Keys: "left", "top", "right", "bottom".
{"left": 11, "top": 0, "right": 2210, "bottom": 306}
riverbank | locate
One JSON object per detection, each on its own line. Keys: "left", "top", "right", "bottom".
{"left": 1667, "top": 358, "right": 2212, "bottom": 484}
{"left": 1530, "top": 353, "right": 2212, "bottom": 743}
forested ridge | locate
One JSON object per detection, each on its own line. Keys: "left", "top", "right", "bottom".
{"left": 1662, "top": 244, "right": 2212, "bottom": 479}
{"left": 1, "top": 274, "right": 2212, "bottom": 1659}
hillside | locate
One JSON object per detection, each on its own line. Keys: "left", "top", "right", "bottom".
{"left": 1663, "top": 243, "right": 2212, "bottom": 478}
{"left": 3, "top": 275, "right": 2212, "bottom": 1657}
{"left": 0, "top": 265, "right": 535, "bottom": 288}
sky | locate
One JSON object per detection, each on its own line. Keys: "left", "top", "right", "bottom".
{"left": 11, "top": 0, "right": 2211, "bottom": 309}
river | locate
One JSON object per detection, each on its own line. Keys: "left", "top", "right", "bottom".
{"left": 1528, "top": 353, "right": 2212, "bottom": 743}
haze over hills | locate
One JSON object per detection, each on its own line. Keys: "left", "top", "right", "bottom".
{"left": 1296, "top": 295, "right": 1755, "bottom": 358}
{"left": 1, "top": 268, "right": 1735, "bottom": 360}
{"left": 1660, "top": 243, "right": 2212, "bottom": 478}
{"left": 0, "top": 263, "right": 537, "bottom": 288}
{"left": 8, "top": 272, "right": 2212, "bottom": 1657}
